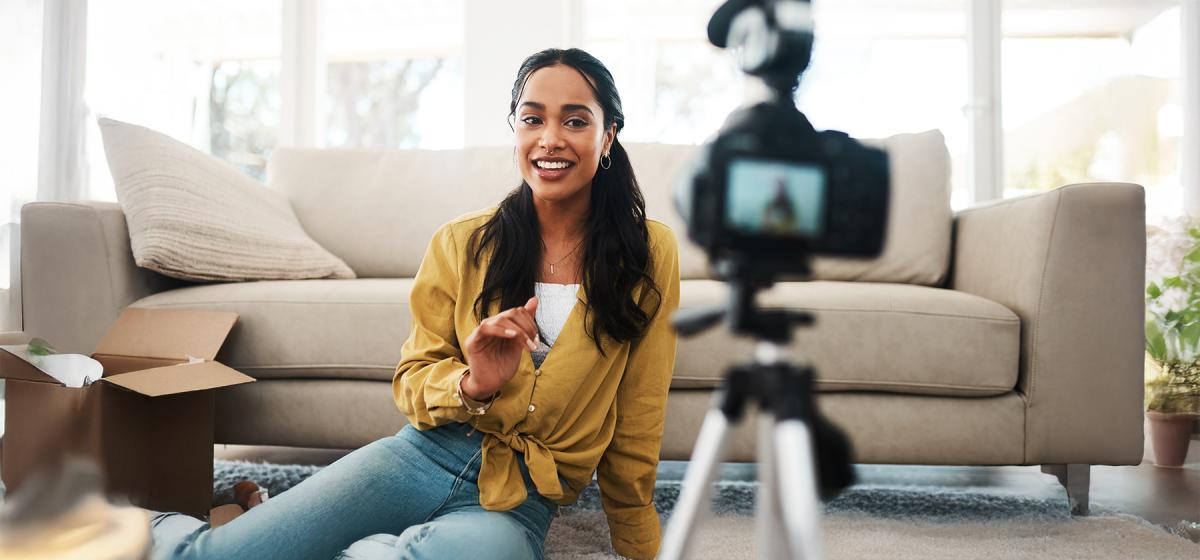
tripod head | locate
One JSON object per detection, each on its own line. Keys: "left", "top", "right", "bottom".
{"left": 672, "top": 255, "right": 814, "bottom": 344}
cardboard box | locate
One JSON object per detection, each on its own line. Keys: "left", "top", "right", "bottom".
{"left": 0, "top": 308, "right": 254, "bottom": 516}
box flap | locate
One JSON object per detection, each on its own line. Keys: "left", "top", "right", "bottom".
{"left": 0, "top": 346, "right": 63, "bottom": 385}
{"left": 102, "top": 361, "right": 255, "bottom": 397}
{"left": 93, "top": 308, "right": 238, "bottom": 362}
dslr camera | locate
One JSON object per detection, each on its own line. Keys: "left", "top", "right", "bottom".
{"left": 674, "top": 0, "right": 890, "bottom": 279}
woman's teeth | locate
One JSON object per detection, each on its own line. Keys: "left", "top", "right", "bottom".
{"left": 536, "top": 160, "right": 571, "bottom": 169}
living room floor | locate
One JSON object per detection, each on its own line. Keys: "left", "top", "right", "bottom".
{"left": 217, "top": 425, "right": 1200, "bottom": 534}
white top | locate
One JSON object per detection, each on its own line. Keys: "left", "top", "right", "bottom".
{"left": 532, "top": 282, "right": 580, "bottom": 368}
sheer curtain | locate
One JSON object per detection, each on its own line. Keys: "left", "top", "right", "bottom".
{"left": 0, "top": 0, "right": 88, "bottom": 334}
{"left": 0, "top": 0, "right": 48, "bottom": 333}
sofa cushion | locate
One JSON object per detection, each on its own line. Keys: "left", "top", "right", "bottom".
{"left": 129, "top": 278, "right": 1018, "bottom": 397}
{"left": 674, "top": 280, "right": 1020, "bottom": 397}
{"left": 268, "top": 132, "right": 951, "bottom": 286}
{"left": 98, "top": 118, "right": 355, "bottom": 282}
{"left": 131, "top": 279, "right": 409, "bottom": 382}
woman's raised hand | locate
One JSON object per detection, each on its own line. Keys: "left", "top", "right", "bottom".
{"left": 462, "top": 296, "right": 539, "bottom": 400}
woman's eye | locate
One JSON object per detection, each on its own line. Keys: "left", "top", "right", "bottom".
{"left": 521, "top": 116, "right": 542, "bottom": 126}
{"left": 565, "top": 118, "right": 588, "bottom": 128}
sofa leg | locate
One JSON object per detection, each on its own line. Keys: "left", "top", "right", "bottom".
{"left": 1041, "top": 464, "right": 1090, "bottom": 516}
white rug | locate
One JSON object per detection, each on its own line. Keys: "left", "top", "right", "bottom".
{"left": 544, "top": 482, "right": 1200, "bottom": 560}
{"left": 548, "top": 509, "right": 1200, "bottom": 560}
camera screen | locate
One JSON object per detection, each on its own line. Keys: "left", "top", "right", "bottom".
{"left": 725, "top": 158, "right": 826, "bottom": 238}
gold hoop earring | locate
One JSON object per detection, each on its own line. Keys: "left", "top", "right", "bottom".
{"left": 600, "top": 152, "right": 612, "bottom": 170}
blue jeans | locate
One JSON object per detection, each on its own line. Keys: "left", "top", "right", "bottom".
{"left": 151, "top": 422, "right": 559, "bottom": 560}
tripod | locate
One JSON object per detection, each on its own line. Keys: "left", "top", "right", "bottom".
{"left": 659, "top": 261, "right": 854, "bottom": 560}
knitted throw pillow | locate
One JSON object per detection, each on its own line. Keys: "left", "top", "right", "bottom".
{"left": 98, "top": 117, "right": 355, "bottom": 282}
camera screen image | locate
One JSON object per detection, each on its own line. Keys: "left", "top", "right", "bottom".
{"left": 725, "top": 157, "right": 826, "bottom": 238}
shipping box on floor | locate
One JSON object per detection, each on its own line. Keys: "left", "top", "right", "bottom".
{"left": 0, "top": 308, "right": 254, "bottom": 516}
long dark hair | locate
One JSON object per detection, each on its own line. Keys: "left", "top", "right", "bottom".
{"left": 468, "top": 48, "right": 660, "bottom": 354}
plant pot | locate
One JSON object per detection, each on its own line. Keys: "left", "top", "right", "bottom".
{"left": 1146, "top": 411, "right": 1196, "bottom": 467}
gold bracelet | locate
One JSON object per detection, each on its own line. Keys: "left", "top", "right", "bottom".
{"left": 456, "top": 369, "right": 498, "bottom": 415}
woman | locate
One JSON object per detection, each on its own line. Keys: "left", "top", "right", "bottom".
{"left": 150, "top": 47, "right": 679, "bottom": 560}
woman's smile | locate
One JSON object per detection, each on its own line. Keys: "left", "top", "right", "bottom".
{"left": 532, "top": 156, "right": 575, "bottom": 181}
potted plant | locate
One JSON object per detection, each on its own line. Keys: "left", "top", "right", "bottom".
{"left": 1144, "top": 221, "right": 1200, "bottom": 467}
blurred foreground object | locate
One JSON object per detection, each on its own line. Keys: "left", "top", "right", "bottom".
{"left": 0, "top": 457, "right": 149, "bottom": 560}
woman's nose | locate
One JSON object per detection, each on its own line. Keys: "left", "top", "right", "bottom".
{"left": 539, "top": 125, "right": 566, "bottom": 152}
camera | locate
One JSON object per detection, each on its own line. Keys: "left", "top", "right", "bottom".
{"left": 673, "top": 0, "right": 890, "bottom": 279}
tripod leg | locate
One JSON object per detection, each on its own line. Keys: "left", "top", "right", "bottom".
{"left": 660, "top": 408, "right": 734, "bottom": 560}
{"left": 757, "top": 413, "right": 790, "bottom": 560}
{"left": 774, "top": 419, "right": 825, "bottom": 560}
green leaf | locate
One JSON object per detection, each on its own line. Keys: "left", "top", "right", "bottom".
{"left": 27, "top": 338, "right": 57, "bottom": 356}
{"left": 1147, "top": 282, "right": 1163, "bottom": 299}
{"left": 1187, "top": 246, "right": 1200, "bottom": 264}
{"left": 1163, "top": 276, "right": 1183, "bottom": 289}
{"left": 1183, "top": 322, "right": 1200, "bottom": 357}
{"left": 1146, "top": 320, "right": 1168, "bottom": 361}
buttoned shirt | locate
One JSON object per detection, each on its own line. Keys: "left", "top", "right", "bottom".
{"left": 393, "top": 208, "right": 680, "bottom": 559}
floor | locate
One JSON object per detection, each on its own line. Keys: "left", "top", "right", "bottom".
{"left": 216, "top": 424, "right": 1200, "bottom": 535}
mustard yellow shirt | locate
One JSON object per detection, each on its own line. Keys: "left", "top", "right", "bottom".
{"left": 393, "top": 208, "right": 680, "bottom": 559}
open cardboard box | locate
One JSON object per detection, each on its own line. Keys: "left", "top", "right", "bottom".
{"left": 0, "top": 308, "right": 254, "bottom": 516}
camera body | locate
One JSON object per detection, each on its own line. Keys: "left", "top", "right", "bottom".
{"left": 674, "top": 0, "right": 890, "bottom": 278}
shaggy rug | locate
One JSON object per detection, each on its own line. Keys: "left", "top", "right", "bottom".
{"left": 213, "top": 460, "right": 1200, "bottom": 559}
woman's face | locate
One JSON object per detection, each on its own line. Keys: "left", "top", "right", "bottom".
{"left": 514, "top": 64, "right": 615, "bottom": 206}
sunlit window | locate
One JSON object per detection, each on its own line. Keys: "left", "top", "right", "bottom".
{"left": 583, "top": 0, "right": 743, "bottom": 145}
{"left": 322, "top": 0, "right": 464, "bottom": 149}
{"left": 800, "top": 1, "right": 969, "bottom": 207}
{"left": 585, "top": 0, "right": 972, "bottom": 205}
{"left": 85, "top": 0, "right": 281, "bottom": 198}
{"left": 1001, "top": 2, "right": 1181, "bottom": 219}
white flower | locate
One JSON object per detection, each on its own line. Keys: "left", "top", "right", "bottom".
{"left": 1146, "top": 215, "right": 1197, "bottom": 285}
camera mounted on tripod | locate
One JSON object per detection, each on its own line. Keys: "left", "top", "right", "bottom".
{"left": 661, "top": 3, "right": 893, "bottom": 558}
{"left": 675, "top": 0, "right": 890, "bottom": 285}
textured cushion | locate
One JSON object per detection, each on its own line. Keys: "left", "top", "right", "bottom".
{"left": 269, "top": 132, "right": 950, "bottom": 285}
{"left": 129, "top": 278, "right": 1018, "bottom": 397}
{"left": 98, "top": 117, "right": 355, "bottom": 282}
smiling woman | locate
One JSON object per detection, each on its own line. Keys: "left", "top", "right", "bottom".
{"left": 146, "top": 48, "right": 681, "bottom": 560}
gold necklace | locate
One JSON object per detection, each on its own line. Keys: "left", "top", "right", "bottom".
{"left": 545, "top": 239, "right": 584, "bottom": 277}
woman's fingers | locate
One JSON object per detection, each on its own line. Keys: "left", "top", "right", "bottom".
{"left": 506, "top": 308, "right": 539, "bottom": 346}
{"left": 469, "top": 322, "right": 518, "bottom": 350}
{"left": 485, "top": 316, "right": 537, "bottom": 352}
{"left": 494, "top": 303, "right": 539, "bottom": 347}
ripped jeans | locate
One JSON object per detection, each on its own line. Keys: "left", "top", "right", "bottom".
{"left": 150, "top": 422, "right": 559, "bottom": 560}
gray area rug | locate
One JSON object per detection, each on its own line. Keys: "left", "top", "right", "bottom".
{"left": 214, "top": 460, "right": 1200, "bottom": 559}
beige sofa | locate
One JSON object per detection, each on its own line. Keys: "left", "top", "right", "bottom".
{"left": 19, "top": 136, "right": 1145, "bottom": 514}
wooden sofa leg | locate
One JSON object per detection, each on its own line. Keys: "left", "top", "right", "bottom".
{"left": 1041, "top": 464, "right": 1090, "bottom": 516}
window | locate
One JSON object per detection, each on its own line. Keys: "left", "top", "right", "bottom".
{"left": 1001, "top": 2, "right": 1181, "bottom": 219}
{"left": 86, "top": 0, "right": 282, "bottom": 197}
{"left": 584, "top": 0, "right": 971, "bottom": 204}
{"left": 584, "top": 0, "right": 744, "bottom": 144}
{"left": 321, "top": 0, "right": 464, "bottom": 149}
{"left": 799, "top": 1, "right": 969, "bottom": 207}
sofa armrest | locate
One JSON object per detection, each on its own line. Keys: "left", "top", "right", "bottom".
{"left": 21, "top": 201, "right": 182, "bottom": 354}
{"left": 951, "top": 183, "right": 1145, "bottom": 465}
